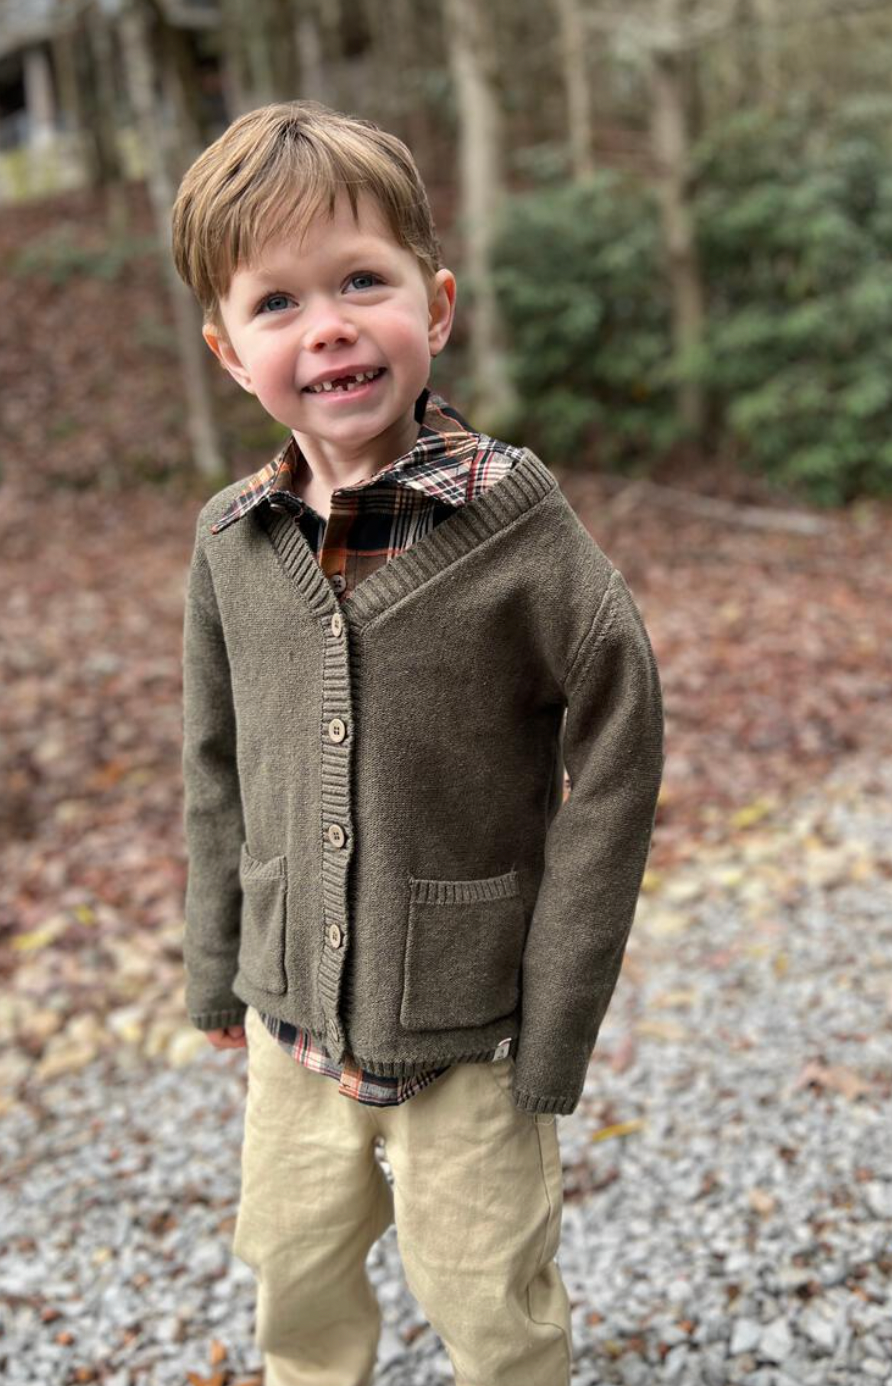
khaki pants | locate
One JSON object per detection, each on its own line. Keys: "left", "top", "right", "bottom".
{"left": 232, "top": 1004, "right": 573, "bottom": 1386}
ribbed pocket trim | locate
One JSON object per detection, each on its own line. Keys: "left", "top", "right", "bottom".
{"left": 408, "top": 867, "right": 519, "bottom": 906}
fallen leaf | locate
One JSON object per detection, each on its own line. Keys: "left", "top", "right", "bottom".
{"left": 635, "top": 1018, "right": 690, "bottom": 1041}
{"left": 591, "top": 1118, "right": 645, "bottom": 1143}
{"left": 731, "top": 799, "right": 776, "bottom": 829}
{"left": 11, "top": 919, "right": 68, "bottom": 951}
{"left": 792, "top": 1060, "right": 873, "bottom": 1101}
{"left": 748, "top": 1186, "right": 777, "bottom": 1215}
{"left": 651, "top": 988, "right": 698, "bottom": 1009}
{"left": 641, "top": 910, "right": 692, "bottom": 938}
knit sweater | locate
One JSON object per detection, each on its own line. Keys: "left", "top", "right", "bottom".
{"left": 219, "top": 389, "right": 520, "bottom": 1104}
{"left": 181, "top": 399, "right": 665, "bottom": 1115}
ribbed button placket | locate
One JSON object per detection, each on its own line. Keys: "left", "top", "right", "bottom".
{"left": 316, "top": 600, "right": 354, "bottom": 1057}
{"left": 257, "top": 449, "right": 559, "bottom": 1060}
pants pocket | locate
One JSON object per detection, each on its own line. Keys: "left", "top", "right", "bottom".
{"left": 400, "top": 868, "right": 526, "bottom": 1030}
{"left": 237, "top": 843, "right": 288, "bottom": 994}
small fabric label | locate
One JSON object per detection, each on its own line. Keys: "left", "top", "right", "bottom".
{"left": 492, "top": 1037, "right": 512, "bottom": 1061}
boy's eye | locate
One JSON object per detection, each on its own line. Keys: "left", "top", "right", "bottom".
{"left": 258, "top": 293, "right": 293, "bottom": 314}
{"left": 347, "top": 272, "right": 382, "bottom": 291}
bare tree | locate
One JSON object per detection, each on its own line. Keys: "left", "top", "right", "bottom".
{"left": 582, "top": 0, "right": 735, "bottom": 439}
{"left": 85, "top": 0, "right": 128, "bottom": 199}
{"left": 649, "top": 0, "right": 707, "bottom": 435}
{"left": 553, "top": 0, "right": 595, "bottom": 178}
{"left": 442, "top": 0, "right": 518, "bottom": 432}
{"left": 119, "top": 0, "right": 224, "bottom": 480}
{"left": 294, "top": 0, "right": 330, "bottom": 104}
{"left": 751, "top": 0, "right": 782, "bottom": 106}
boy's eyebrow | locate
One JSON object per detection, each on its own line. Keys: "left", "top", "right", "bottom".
{"left": 244, "top": 237, "right": 399, "bottom": 283}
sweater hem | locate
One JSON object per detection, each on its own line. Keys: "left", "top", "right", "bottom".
{"left": 344, "top": 1045, "right": 512, "bottom": 1077}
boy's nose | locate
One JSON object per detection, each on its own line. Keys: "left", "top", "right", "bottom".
{"left": 305, "top": 301, "right": 358, "bottom": 351}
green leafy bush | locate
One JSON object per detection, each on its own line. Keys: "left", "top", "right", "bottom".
{"left": 692, "top": 96, "right": 892, "bottom": 503}
{"left": 491, "top": 172, "right": 679, "bottom": 467}
{"left": 10, "top": 227, "right": 158, "bottom": 284}
{"left": 493, "top": 96, "right": 892, "bottom": 503}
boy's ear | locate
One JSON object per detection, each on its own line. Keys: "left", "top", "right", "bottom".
{"left": 202, "top": 321, "right": 256, "bottom": 395}
{"left": 428, "top": 269, "right": 457, "bottom": 358}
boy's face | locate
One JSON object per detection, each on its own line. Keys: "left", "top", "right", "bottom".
{"left": 203, "top": 190, "right": 456, "bottom": 477}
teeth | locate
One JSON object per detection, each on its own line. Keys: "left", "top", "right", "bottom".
{"left": 308, "top": 369, "right": 382, "bottom": 394}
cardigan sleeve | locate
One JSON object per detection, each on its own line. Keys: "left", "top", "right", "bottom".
{"left": 512, "top": 568, "right": 664, "bottom": 1115}
{"left": 181, "top": 529, "right": 247, "bottom": 1032}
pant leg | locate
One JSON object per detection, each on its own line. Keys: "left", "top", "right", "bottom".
{"left": 232, "top": 1005, "right": 395, "bottom": 1386}
{"left": 377, "top": 1056, "right": 572, "bottom": 1386}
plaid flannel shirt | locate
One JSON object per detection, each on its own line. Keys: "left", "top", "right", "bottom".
{"left": 210, "top": 386, "right": 521, "bottom": 1104}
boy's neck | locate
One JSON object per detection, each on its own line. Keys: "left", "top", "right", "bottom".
{"left": 290, "top": 398, "right": 425, "bottom": 502}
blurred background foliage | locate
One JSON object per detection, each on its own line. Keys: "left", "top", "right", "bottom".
{"left": 3, "top": 0, "right": 892, "bottom": 504}
{"left": 495, "top": 92, "right": 892, "bottom": 503}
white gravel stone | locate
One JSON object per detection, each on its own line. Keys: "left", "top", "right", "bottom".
{"left": 801, "top": 1305, "right": 843, "bottom": 1354}
{"left": 863, "top": 1182, "right": 892, "bottom": 1219}
{"left": 729, "top": 1319, "right": 763, "bottom": 1355}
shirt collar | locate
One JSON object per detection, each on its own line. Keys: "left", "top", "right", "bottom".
{"left": 209, "top": 388, "right": 485, "bottom": 535}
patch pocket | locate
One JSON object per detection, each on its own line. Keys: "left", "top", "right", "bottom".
{"left": 400, "top": 867, "right": 526, "bottom": 1031}
{"left": 237, "top": 844, "right": 288, "bottom": 994}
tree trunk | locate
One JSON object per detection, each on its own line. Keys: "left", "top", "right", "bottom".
{"left": 732, "top": 0, "right": 763, "bottom": 107}
{"left": 23, "top": 46, "right": 56, "bottom": 149}
{"left": 219, "top": 0, "right": 251, "bottom": 116}
{"left": 753, "top": 0, "right": 783, "bottom": 109}
{"left": 50, "top": 26, "right": 87, "bottom": 153}
{"left": 295, "top": 0, "right": 329, "bottom": 104}
{"left": 83, "top": 1, "right": 129, "bottom": 232}
{"left": 442, "top": 0, "right": 518, "bottom": 433}
{"left": 268, "top": 0, "right": 302, "bottom": 101}
{"left": 158, "top": 21, "right": 206, "bottom": 168}
{"left": 649, "top": 0, "right": 707, "bottom": 439}
{"left": 317, "top": 0, "right": 354, "bottom": 113}
{"left": 554, "top": 0, "right": 594, "bottom": 178}
{"left": 119, "top": 0, "right": 224, "bottom": 481}
{"left": 234, "top": 0, "right": 277, "bottom": 105}
{"left": 381, "top": 0, "right": 429, "bottom": 155}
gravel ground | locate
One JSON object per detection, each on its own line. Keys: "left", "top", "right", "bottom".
{"left": 2, "top": 757, "right": 891, "bottom": 1386}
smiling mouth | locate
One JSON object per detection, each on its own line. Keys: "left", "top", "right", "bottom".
{"left": 304, "top": 368, "right": 386, "bottom": 394}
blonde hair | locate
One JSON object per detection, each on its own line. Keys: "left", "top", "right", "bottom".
{"left": 171, "top": 100, "right": 443, "bottom": 326}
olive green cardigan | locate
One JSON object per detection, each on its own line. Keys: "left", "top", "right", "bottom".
{"left": 181, "top": 447, "right": 664, "bottom": 1115}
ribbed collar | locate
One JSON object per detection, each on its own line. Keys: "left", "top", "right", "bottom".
{"left": 259, "top": 445, "right": 559, "bottom": 629}
{"left": 209, "top": 387, "right": 515, "bottom": 535}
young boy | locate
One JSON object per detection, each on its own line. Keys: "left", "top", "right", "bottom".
{"left": 174, "top": 100, "right": 664, "bottom": 1386}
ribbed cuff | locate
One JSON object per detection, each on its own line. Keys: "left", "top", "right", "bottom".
{"left": 513, "top": 1087, "right": 577, "bottom": 1116}
{"left": 190, "top": 1005, "right": 247, "bottom": 1032}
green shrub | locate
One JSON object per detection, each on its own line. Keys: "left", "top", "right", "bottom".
{"left": 491, "top": 172, "right": 679, "bottom": 467}
{"left": 692, "top": 96, "right": 892, "bottom": 503}
{"left": 493, "top": 96, "right": 892, "bottom": 504}
{"left": 9, "top": 227, "right": 158, "bottom": 284}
